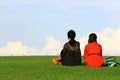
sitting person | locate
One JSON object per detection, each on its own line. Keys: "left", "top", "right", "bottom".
{"left": 52, "top": 30, "right": 82, "bottom": 66}
{"left": 84, "top": 33, "right": 104, "bottom": 67}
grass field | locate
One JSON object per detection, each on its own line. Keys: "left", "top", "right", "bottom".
{"left": 0, "top": 56, "right": 120, "bottom": 80}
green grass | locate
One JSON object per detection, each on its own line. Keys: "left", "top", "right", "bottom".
{"left": 0, "top": 56, "right": 120, "bottom": 80}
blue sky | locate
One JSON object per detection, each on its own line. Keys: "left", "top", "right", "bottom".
{"left": 0, "top": 0, "right": 120, "bottom": 56}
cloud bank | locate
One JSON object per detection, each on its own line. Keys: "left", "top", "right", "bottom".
{"left": 0, "top": 36, "right": 61, "bottom": 56}
{"left": 42, "top": 36, "right": 61, "bottom": 55}
{"left": 0, "top": 27, "right": 120, "bottom": 56}
{"left": 0, "top": 41, "right": 27, "bottom": 56}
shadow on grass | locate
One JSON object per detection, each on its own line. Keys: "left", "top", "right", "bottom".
{"left": 81, "top": 63, "right": 85, "bottom": 66}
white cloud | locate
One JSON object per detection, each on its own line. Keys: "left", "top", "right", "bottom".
{"left": 0, "top": 29, "right": 120, "bottom": 56}
{"left": 0, "top": 41, "right": 41, "bottom": 56}
{"left": 42, "top": 35, "right": 61, "bottom": 55}
{"left": 80, "top": 27, "right": 120, "bottom": 56}
{"left": 0, "top": 36, "right": 62, "bottom": 56}
{"left": 0, "top": 41, "right": 27, "bottom": 56}
{"left": 80, "top": 36, "right": 88, "bottom": 56}
{"left": 98, "top": 27, "right": 120, "bottom": 56}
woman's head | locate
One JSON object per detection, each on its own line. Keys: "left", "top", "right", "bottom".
{"left": 88, "top": 33, "right": 97, "bottom": 43}
{"left": 67, "top": 30, "right": 77, "bottom": 47}
{"left": 67, "top": 30, "right": 76, "bottom": 40}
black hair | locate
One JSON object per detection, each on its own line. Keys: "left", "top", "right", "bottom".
{"left": 88, "top": 33, "right": 97, "bottom": 43}
{"left": 67, "top": 30, "right": 77, "bottom": 46}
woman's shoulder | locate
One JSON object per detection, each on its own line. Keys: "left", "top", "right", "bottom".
{"left": 63, "top": 42, "right": 69, "bottom": 48}
{"left": 64, "top": 42, "right": 69, "bottom": 46}
{"left": 64, "top": 41, "right": 80, "bottom": 48}
{"left": 94, "top": 42, "right": 102, "bottom": 46}
{"left": 87, "top": 42, "right": 102, "bottom": 47}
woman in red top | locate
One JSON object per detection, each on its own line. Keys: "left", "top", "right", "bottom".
{"left": 84, "top": 33, "right": 104, "bottom": 67}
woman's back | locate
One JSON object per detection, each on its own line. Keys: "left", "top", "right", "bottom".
{"left": 52, "top": 30, "right": 82, "bottom": 66}
{"left": 85, "top": 42, "right": 102, "bottom": 55}
{"left": 61, "top": 42, "right": 81, "bottom": 66}
{"left": 84, "top": 33, "right": 104, "bottom": 67}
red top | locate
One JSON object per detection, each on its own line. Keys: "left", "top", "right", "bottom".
{"left": 84, "top": 42, "right": 104, "bottom": 67}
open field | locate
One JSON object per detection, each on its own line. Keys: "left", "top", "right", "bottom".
{"left": 0, "top": 56, "right": 120, "bottom": 80}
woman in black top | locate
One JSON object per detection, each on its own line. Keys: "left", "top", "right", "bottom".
{"left": 52, "top": 30, "right": 82, "bottom": 66}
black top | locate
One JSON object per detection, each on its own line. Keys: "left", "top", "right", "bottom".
{"left": 60, "top": 41, "right": 82, "bottom": 66}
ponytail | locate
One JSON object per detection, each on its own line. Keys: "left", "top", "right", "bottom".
{"left": 67, "top": 30, "right": 77, "bottom": 47}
